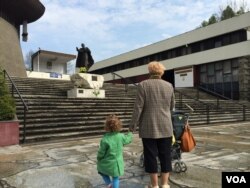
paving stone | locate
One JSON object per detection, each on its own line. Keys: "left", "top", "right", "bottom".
{"left": 0, "top": 122, "right": 249, "bottom": 188}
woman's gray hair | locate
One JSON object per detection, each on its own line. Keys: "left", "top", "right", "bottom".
{"left": 148, "top": 61, "right": 166, "bottom": 76}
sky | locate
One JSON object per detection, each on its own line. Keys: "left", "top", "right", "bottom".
{"left": 21, "top": 0, "right": 249, "bottom": 63}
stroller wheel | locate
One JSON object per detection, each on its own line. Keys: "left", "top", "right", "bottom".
{"left": 180, "top": 161, "right": 187, "bottom": 172}
{"left": 173, "top": 162, "right": 182, "bottom": 173}
{"left": 139, "top": 153, "right": 144, "bottom": 167}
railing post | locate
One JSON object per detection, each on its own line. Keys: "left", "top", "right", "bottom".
{"left": 243, "top": 105, "right": 246, "bottom": 121}
{"left": 125, "top": 84, "right": 128, "bottom": 92}
{"left": 216, "top": 97, "right": 219, "bottom": 110}
{"left": 12, "top": 84, "right": 14, "bottom": 97}
{"left": 112, "top": 73, "right": 115, "bottom": 84}
{"left": 196, "top": 87, "right": 199, "bottom": 100}
{"left": 3, "top": 70, "right": 6, "bottom": 79}
{"left": 22, "top": 108, "right": 27, "bottom": 143}
{"left": 180, "top": 93, "right": 183, "bottom": 110}
{"left": 206, "top": 105, "right": 210, "bottom": 124}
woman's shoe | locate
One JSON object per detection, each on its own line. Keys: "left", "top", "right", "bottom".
{"left": 107, "top": 184, "right": 112, "bottom": 188}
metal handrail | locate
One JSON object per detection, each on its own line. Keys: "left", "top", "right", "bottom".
{"left": 197, "top": 85, "right": 246, "bottom": 121}
{"left": 174, "top": 89, "right": 212, "bottom": 124}
{"left": 3, "top": 70, "right": 29, "bottom": 143}
{"left": 111, "top": 72, "right": 138, "bottom": 92}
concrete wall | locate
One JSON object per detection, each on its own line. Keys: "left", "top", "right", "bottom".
{"left": 33, "top": 61, "right": 67, "bottom": 74}
{"left": 26, "top": 71, "right": 70, "bottom": 80}
{"left": 0, "top": 18, "right": 27, "bottom": 77}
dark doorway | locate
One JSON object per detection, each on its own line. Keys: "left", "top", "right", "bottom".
{"left": 162, "top": 69, "right": 175, "bottom": 87}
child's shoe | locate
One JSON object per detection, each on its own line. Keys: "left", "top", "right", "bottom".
{"left": 107, "top": 184, "right": 112, "bottom": 188}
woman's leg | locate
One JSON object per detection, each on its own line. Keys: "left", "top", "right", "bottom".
{"left": 157, "top": 137, "right": 172, "bottom": 186}
{"left": 150, "top": 173, "right": 159, "bottom": 187}
{"left": 112, "top": 176, "right": 119, "bottom": 188}
{"left": 100, "top": 174, "right": 111, "bottom": 185}
{"left": 142, "top": 138, "right": 159, "bottom": 187}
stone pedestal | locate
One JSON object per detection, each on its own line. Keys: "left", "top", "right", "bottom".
{"left": 67, "top": 88, "right": 105, "bottom": 98}
{"left": 70, "top": 73, "right": 104, "bottom": 89}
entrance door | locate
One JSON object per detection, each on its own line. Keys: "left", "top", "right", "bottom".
{"left": 162, "top": 70, "right": 174, "bottom": 87}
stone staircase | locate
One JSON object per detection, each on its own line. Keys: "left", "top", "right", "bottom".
{"left": 174, "top": 87, "right": 250, "bottom": 124}
{"left": 7, "top": 77, "right": 250, "bottom": 144}
{"left": 8, "top": 77, "right": 136, "bottom": 143}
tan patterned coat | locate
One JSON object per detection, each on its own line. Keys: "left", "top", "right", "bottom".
{"left": 130, "top": 78, "right": 175, "bottom": 138}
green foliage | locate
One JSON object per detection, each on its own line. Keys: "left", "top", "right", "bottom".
{"left": 221, "top": 5, "right": 235, "bottom": 20}
{"left": 201, "top": 14, "right": 219, "bottom": 27}
{"left": 208, "top": 14, "right": 219, "bottom": 24}
{"left": 79, "top": 67, "right": 87, "bottom": 73}
{"left": 92, "top": 89, "right": 100, "bottom": 97}
{"left": 200, "top": 1, "right": 248, "bottom": 27}
{"left": 0, "top": 70, "right": 16, "bottom": 121}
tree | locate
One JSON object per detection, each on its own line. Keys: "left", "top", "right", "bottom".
{"left": 221, "top": 5, "right": 235, "bottom": 20}
{"left": 200, "top": 0, "right": 248, "bottom": 27}
{"left": 208, "top": 14, "right": 219, "bottom": 24}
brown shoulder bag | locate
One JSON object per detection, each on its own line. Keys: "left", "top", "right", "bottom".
{"left": 180, "top": 124, "right": 196, "bottom": 152}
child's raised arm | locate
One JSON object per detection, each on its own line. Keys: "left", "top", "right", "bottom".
{"left": 122, "top": 132, "right": 133, "bottom": 145}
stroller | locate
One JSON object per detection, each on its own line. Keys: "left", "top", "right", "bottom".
{"left": 170, "top": 111, "right": 188, "bottom": 173}
{"left": 139, "top": 109, "right": 191, "bottom": 173}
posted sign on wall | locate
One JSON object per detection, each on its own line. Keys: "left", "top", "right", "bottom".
{"left": 174, "top": 67, "right": 193, "bottom": 88}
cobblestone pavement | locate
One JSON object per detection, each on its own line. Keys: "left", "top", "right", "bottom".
{"left": 0, "top": 122, "right": 249, "bottom": 188}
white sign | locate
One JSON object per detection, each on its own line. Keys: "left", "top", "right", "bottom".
{"left": 174, "top": 67, "right": 194, "bottom": 88}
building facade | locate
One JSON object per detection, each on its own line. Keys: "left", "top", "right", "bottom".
{"left": 89, "top": 12, "right": 250, "bottom": 100}
{"left": 29, "top": 50, "right": 76, "bottom": 79}
{"left": 0, "top": 0, "right": 45, "bottom": 77}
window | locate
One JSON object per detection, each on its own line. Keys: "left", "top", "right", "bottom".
{"left": 92, "top": 76, "right": 98, "bottom": 81}
{"left": 231, "top": 31, "right": 240, "bottom": 43}
{"left": 216, "top": 71, "right": 223, "bottom": 82}
{"left": 222, "top": 34, "right": 230, "bottom": 45}
{"left": 208, "top": 77, "right": 215, "bottom": 84}
{"left": 232, "top": 59, "right": 239, "bottom": 68}
{"left": 47, "top": 61, "right": 52, "bottom": 69}
{"left": 215, "top": 40, "right": 222, "bottom": 48}
{"left": 207, "top": 64, "right": 214, "bottom": 76}
{"left": 223, "top": 61, "right": 231, "bottom": 74}
{"left": 200, "top": 73, "right": 207, "bottom": 83}
{"left": 232, "top": 69, "right": 238, "bottom": 81}
{"left": 215, "top": 62, "right": 222, "bottom": 70}
{"left": 200, "top": 65, "right": 206, "bottom": 73}
{"left": 191, "top": 42, "right": 200, "bottom": 53}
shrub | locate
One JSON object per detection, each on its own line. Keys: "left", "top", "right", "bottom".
{"left": 0, "top": 69, "right": 16, "bottom": 121}
{"left": 79, "top": 67, "right": 87, "bottom": 73}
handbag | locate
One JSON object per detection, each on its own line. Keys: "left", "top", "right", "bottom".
{"left": 180, "top": 124, "right": 196, "bottom": 152}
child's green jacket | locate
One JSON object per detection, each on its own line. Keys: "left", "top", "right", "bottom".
{"left": 97, "top": 132, "right": 133, "bottom": 177}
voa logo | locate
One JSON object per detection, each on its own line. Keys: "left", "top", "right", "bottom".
{"left": 226, "top": 176, "right": 246, "bottom": 184}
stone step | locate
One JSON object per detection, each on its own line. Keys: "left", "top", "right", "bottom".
{"left": 8, "top": 76, "right": 250, "bottom": 144}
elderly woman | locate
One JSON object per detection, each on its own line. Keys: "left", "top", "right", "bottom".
{"left": 129, "top": 61, "right": 175, "bottom": 188}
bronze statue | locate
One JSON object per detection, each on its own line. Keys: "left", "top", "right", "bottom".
{"left": 76, "top": 43, "right": 94, "bottom": 69}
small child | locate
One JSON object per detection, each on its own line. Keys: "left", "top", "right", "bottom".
{"left": 97, "top": 114, "right": 133, "bottom": 188}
